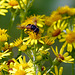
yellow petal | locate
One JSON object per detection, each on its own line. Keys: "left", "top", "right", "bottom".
{"left": 37, "top": 23, "right": 43, "bottom": 27}
{"left": 55, "top": 66, "right": 58, "bottom": 75}
{"left": 73, "top": 43, "right": 75, "bottom": 48}
{"left": 51, "top": 46, "right": 57, "bottom": 56}
{"left": 59, "top": 47, "right": 64, "bottom": 55}
{"left": 59, "top": 39, "right": 65, "bottom": 42}
{"left": 39, "top": 40, "right": 44, "bottom": 44}
{"left": 35, "top": 40, "right": 37, "bottom": 44}
{"left": 59, "top": 67, "right": 63, "bottom": 75}
{"left": 56, "top": 46, "right": 58, "bottom": 55}
{"left": 63, "top": 52, "right": 69, "bottom": 57}
{"left": 54, "top": 25, "right": 57, "bottom": 30}
{"left": 31, "top": 39, "right": 34, "bottom": 45}
{"left": 57, "top": 20, "right": 61, "bottom": 28}
{"left": 67, "top": 43, "right": 72, "bottom": 52}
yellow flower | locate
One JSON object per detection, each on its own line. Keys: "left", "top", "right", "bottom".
{"left": 67, "top": 8, "right": 75, "bottom": 16}
{"left": 14, "top": 70, "right": 26, "bottom": 75}
{"left": 51, "top": 66, "right": 63, "bottom": 75}
{"left": 0, "top": 34, "right": 8, "bottom": 42}
{"left": 0, "top": 28, "right": 7, "bottom": 34}
{"left": 59, "top": 28, "right": 75, "bottom": 52}
{"left": 43, "top": 36, "right": 55, "bottom": 46}
{"left": 23, "top": 32, "right": 44, "bottom": 45}
{"left": 38, "top": 46, "right": 50, "bottom": 55}
{"left": 0, "top": 50, "right": 11, "bottom": 59}
{"left": 0, "top": 0, "right": 8, "bottom": 16}
{"left": 47, "top": 20, "right": 68, "bottom": 40}
{"left": 21, "top": 15, "right": 45, "bottom": 28}
{"left": 0, "top": 0, "right": 27, "bottom": 9}
{"left": 19, "top": 44, "right": 27, "bottom": 51}
{"left": 51, "top": 46, "right": 74, "bottom": 63}
{"left": 9, "top": 55, "right": 35, "bottom": 75}
{"left": 45, "top": 11, "right": 62, "bottom": 26}
{"left": 0, "top": 6, "right": 8, "bottom": 16}
{"left": 0, "top": 28, "right": 9, "bottom": 42}
{"left": 57, "top": 5, "right": 70, "bottom": 14}
{"left": 1, "top": 42, "right": 14, "bottom": 51}
{"left": 14, "top": 37, "right": 23, "bottom": 47}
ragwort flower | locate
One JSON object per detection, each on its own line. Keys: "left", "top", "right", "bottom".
{"left": 47, "top": 20, "right": 68, "bottom": 40}
{"left": 0, "top": 28, "right": 9, "bottom": 42}
{"left": 0, "top": 0, "right": 8, "bottom": 16}
{"left": 43, "top": 36, "right": 55, "bottom": 46}
{"left": 0, "top": 0, "right": 27, "bottom": 9}
{"left": 20, "top": 15, "right": 45, "bottom": 28}
{"left": 59, "top": 28, "right": 75, "bottom": 52}
{"left": 51, "top": 65, "right": 63, "bottom": 75}
{"left": 0, "top": 50, "right": 11, "bottom": 59}
{"left": 23, "top": 32, "right": 44, "bottom": 45}
{"left": 14, "top": 37, "right": 23, "bottom": 47}
{"left": 45, "top": 11, "right": 62, "bottom": 26}
{"left": 51, "top": 46, "right": 74, "bottom": 63}
{"left": 9, "top": 55, "right": 35, "bottom": 75}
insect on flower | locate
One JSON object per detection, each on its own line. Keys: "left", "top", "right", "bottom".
{"left": 26, "top": 24, "right": 39, "bottom": 34}
{"left": 17, "top": 24, "right": 39, "bottom": 34}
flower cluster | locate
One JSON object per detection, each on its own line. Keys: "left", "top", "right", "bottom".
{"left": 0, "top": 0, "right": 75, "bottom": 74}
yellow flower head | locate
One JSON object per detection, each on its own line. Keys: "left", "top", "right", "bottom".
{"left": 51, "top": 46, "right": 74, "bottom": 63}
{"left": 0, "top": 50, "right": 11, "bottom": 59}
{"left": 59, "top": 28, "right": 75, "bottom": 52}
{"left": 0, "top": 0, "right": 27, "bottom": 9}
{"left": 9, "top": 56, "right": 35, "bottom": 75}
{"left": 67, "top": 8, "right": 75, "bottom": 16}
{"left": 0, "top": 1, "right": 8, "bottom": 16}
{"left": 1, "top": 42, "right": 14, "bottom": 51}
{"left": 14, "top": 37, "right": 23, "bottom": 47}
{"left": 57, "top": 5, "right": 70, "bottom": 14}
{"left": 38, "top": 46, "right": 50, "bottom": 55}
{"left": 23, "top": 32, "right": 44, "bottom": 45}
{"left": 45, "top": 11, "right": 62, "bottom": 26}
{"left": 0, "top": 28, "right": 7, "bottom": 34}
{"left": 21, "top": 15, "right": 45, "bottom": 28}
{"left": 51, "top": 66, "right": 63, "bottom": 75}
{"left": 0, "top": 28, "right": 9, "bottom": 42}
{"left": 47, "top": 20, "right": 68, "bottom": 40}
{"left": 0, "top": 6, "right": 8, "bottom": 16}
{"left": 43, "top": 36, "right": 55, "bottom": 46}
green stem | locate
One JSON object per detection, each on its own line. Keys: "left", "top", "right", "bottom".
{"left": 33, "top": 44, "right": 38, "bottom": 75}
{"left": 46, "top": 65, "right": 54, "bottom": 74}
{"left": 8, "top": 12, "right": 15, "bottom": 35}
{"left": 21, "top": 29, "right": 24, "bottom": 39}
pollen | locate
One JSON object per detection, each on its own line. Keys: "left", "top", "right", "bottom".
{"left": 66, "top": 32, "right": 75, "bottom": 43}
{"left": 29, "top": 32, "right": 41, "bottom": 40}
{"left": 8, "top": 0, "right": 18, "bottom": 6}
{"left": 52, "top": 28, "right": 61, "bottom": 37}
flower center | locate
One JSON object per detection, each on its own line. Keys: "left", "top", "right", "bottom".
{"left": 66, "top": 32, "right": 75, "bottom": 43}
{"left": 57, "top": 54, "right": 64, "bottom": 62}
{"left": 8, "top": 0, "right": 18, "bottom": 6}
{"left": 29, "top": 32, "right": 41, "bottom": 39}
{"left": 52, "top": 28, "right": 61, "bottom": 37}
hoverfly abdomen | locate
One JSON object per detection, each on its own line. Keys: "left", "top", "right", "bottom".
{"left": 31, "top": 25, "right": 36, "bottom": 30}
{"left": 34, "top": 28, "right": 39, "bottom": 34}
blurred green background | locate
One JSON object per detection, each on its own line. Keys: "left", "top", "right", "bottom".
{"left": 0, "top": 0, "right": 75, "bottom": 75}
